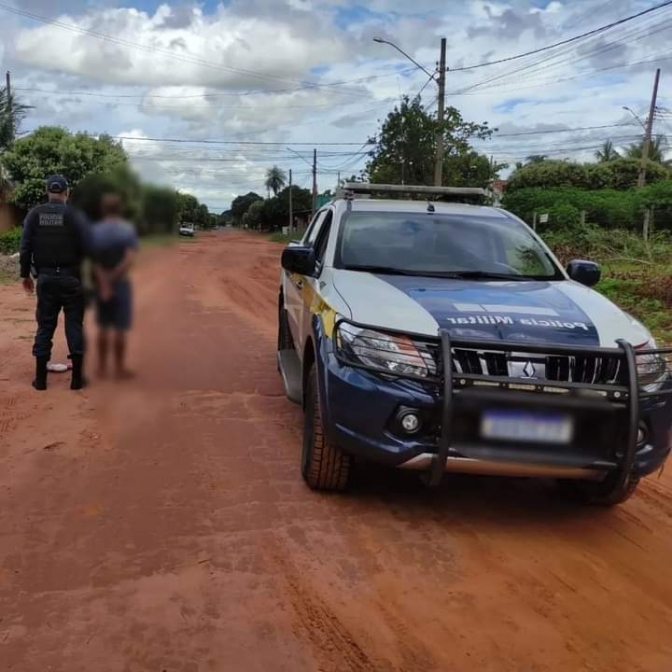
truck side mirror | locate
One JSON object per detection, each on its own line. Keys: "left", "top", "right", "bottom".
{"left": 282, "top": 246, "right": 316, "bottom": 277}
{"left": 567, "top": 260, "right": 601, "bottom": 287}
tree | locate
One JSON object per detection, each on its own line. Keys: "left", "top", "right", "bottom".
{"left": 142, "top": 185, "right": 180, "bottom": 235}
{"left": 265, "top": 166, "right": 287, "bottom": 197}
{"left": 0, "top": 86, "right": 30, "bottom": 151}
{"left": 525, "top": 154, "right": 548, "bottom": 164}
{"left": 196, "top": 203, "right": 210, "bottom": 228}
{"left": 2, "top": 126, "right": 128, "bottom": 211}
{"left": 365, "top": 96, "right": 502, "bottom": 187}
{"left": 0, "top": 164, "right": 11, "bottom": 203}
{"left": 595, "top": 140, "right": 620, "bottom": 163}
{"left": 261, "top": 185, "right": 312, "bottom": 231}
{"left": 243, "top": 200, "right": 264, "bottom": 229}
{"left": 70, "top": 164, "right": 142, "bottom": 224}
{"left": 231, "top": 191, "right": 263, "bottom": 224}
{"left": 176, "top": 192, "right": 200, "bottom": 224}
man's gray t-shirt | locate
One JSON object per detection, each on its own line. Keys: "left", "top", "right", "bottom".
{"left": 92, "top": 219, "right": 138, "bottom": 272}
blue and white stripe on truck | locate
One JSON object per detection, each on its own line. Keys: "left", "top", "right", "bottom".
{"left": 332, "top": 271, "right": 650, "bottom": 347}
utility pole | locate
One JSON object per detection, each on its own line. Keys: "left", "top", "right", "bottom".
{"left": 312, "top": 148, "right": 317, "bottom": 218}
{"left": 638, "top": 68, "right": 661, "bottom": 241}
{"left": 5, "top": 71, "right": 12, "bottom": 144}
{"left": 434, "top": 38, "right": 447, "bottom": 187}
{"left": 638, "top": 68, "right": 661, "bottom": 188}
{"left": 288, "top": 169, "right": 293, "bottom": 232}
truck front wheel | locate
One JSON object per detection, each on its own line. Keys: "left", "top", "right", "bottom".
{"left": 302, "top": 363, "right": 351, "bottom": 491}
{"left": 560, "top": 471, "right": 640, "bottom": 506}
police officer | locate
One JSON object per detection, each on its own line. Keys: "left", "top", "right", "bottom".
{"left": 19, "top": 175, "right": 90, "bottom": 390}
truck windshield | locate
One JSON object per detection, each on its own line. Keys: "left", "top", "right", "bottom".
{"left": 338, "top": 211, "right": 562, "bottom": 280}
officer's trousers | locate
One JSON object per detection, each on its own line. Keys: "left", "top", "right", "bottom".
{"left": 33, "top": 273, "right": 85, "bottom": 359}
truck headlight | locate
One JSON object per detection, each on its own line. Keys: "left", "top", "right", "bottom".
{"left": 336, "top": 322, "right": 437, "bottom": 379}
{"left": 635, "top": 338, "right": 668, "bottom": 391}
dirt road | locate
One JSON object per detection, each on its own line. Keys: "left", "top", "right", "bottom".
{"left": 1, "top": 230, "right": 671, "bottom": 672}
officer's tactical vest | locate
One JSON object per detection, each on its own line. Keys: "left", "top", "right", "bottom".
{"left": 30, "top": 204, "right": 80, "bottom": 270}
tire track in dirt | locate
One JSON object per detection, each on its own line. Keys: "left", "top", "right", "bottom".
{"left": 270, "top": 541, "right": 388, "bottom": 672}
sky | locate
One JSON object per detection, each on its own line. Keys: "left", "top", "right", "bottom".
{"left": 1, "top": 0, "right": 670, "bottom": 212}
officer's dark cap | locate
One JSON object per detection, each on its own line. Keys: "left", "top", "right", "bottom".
{"left": 46, "top": 175, "right": 69, "bottom": 194}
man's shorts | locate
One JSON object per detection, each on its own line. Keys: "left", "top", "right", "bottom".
{"left": 96, "top": 280, "right": 133, "bottom": 331}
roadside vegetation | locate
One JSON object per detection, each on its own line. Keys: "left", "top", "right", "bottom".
{"left": 542, "top": 226, "right": 672, "bottom": 341}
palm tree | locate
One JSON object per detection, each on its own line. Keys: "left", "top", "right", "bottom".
{"left": 0, "top": 86, "right": 30, "bottom": 151}
{"left": 595, "top": 140, "right": 620, "bottom": 162}
{"left": 625, "top": 135, "right": 670, "bottom": 165}
{"left": 264, "top": 166, "right": 287, "bottom": 197}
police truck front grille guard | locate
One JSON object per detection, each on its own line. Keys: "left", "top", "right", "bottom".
{"left": 333, "top": 319, "right": 672, "bottom": 486}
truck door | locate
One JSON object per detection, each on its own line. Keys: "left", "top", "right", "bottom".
{"left": 284, "top": 211, "right": 326, "bottom": 349}
{"left": 299, "top": 210, "right": 334, "bottom": 348}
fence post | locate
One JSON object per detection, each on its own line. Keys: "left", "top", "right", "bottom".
{"left": 643, "top": 208, "right": 651, "bottom": 242}
{"left": 532, "top": 211, "right": 537, "bottom": 231}
{"left": 580, "top": 210, "right": 586, "bottom": 226}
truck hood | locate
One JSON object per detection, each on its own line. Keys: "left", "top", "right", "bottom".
{"left": 331, "top": 270, "right": 650, "bottom": 347}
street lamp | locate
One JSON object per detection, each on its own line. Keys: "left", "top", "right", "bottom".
{"left": 622, "top": 106, "right": 647, "bottom": 130}
{"left": 372, "top": 37, "right": 437, "bottom": 80}
{"left": 373, "top": 37, "right": 447, "bottom": 186}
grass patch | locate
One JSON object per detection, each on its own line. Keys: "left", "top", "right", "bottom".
{"left": 267, "top": 229, "right": 307, "bottom": 244}
{"left": 267, "top": 232, "right": 293, "bottom": 244}
{"left": 140, "top": 234, "right": 179, "bottom": 249}
{"left": 0, "top": 271, "right": 14, "bottom": 285}
{"left": 545, "top": 226, "right": 672, "bottom": 342}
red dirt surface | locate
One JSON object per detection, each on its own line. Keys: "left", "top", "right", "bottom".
{"left": 1, "top": 230, "right": 672, "bottom": 672}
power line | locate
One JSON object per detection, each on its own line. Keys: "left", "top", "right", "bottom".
{"left": 562, "top": 0, "right": 615, "bottom": 31}
{"left": 13, "top": 68, "right": 417, "bottom": 101}
{"left": 447, "top": 51, "right": 672, "bottom": 97}
{"left": 467, "top": 17, "right": 672, "bottom": 95}
{"left": 114, "top": 135, "right": 375, "bottom": 146}
{"left": 450, "top": 0, "right": 672, "bottom": 72}
{"left": 493, "top": 123, "right": 638, "bottom": 138}
{"left": 452, "top": 11, "right": 672, "bottom": 95}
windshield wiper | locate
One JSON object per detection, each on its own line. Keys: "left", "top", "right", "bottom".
{"left": 432, "top": 271, "right": 532, "bottom": 281}
{"left": 343, "top": 265, "right": 419, "bottom": 276}
{"left": 344, "top": 266, "right": 554, "bottom": 281}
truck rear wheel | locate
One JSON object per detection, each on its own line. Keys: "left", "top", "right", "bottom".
{"left": 302, "top": 363, "right": 351, "bottom": 491}
{"left": 560, "top": 471, "right": 640, "bottom": 506}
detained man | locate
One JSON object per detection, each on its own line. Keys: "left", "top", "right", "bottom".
{"left": 92, "top": 193, "right": 138, "bottom": 379}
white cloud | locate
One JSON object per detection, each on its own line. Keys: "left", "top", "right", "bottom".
{"left": 3, "top": 0, "right": 667, "bottom": 208}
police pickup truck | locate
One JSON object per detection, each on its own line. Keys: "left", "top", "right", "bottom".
{"left": 277, "top": 183, "right": 672, "bottom": 505}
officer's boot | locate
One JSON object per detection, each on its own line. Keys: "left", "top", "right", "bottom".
{"left": 32, "top": 356, "right": 48, "bottom": 391}
{"left": 70, "top": 355, "right": 86, "bottom": 390}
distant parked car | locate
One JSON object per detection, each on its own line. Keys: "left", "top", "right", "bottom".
{"left": 179, "top": 224, "right": 194, "bottom": 237}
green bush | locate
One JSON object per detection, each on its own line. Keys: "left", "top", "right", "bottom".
{"left": 0, "top": 227, "right": 21, "bottom": 255}
{"left": 542, "top": 203, "right": 580, "bottom": 230}
{"left": 507, "top": 158, "right": 669, "bottom": 193}
{"left": 502, "top": 187, "right": 644, "bottom": 230}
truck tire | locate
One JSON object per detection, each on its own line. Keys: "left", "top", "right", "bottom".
{"left": 560, "top": 471, "right": 640, "bottom": 506}
{"left": 302, "top": 363, "right": 351, "bottom": 491}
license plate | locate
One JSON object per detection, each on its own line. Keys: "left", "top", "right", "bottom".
{"left": 480, "top": 410, "right": 574, "bottom": 444}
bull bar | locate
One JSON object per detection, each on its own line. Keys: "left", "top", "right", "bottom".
{"left": 333, "top": 318, "right": 672, "bottom": 488}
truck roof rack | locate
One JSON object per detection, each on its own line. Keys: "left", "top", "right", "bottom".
{"left": 337, "top": 183, "right": 489, "bottom": 200}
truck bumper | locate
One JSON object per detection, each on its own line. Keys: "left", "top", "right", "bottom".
{"left": 324, "top": 346, "right": 672, "bottom": 481}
